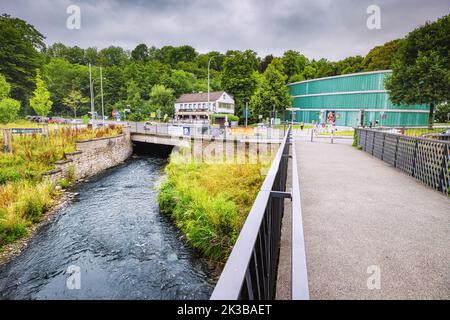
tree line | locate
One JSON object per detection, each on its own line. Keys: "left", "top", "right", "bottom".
{"left": 0, "top": 13, "right": 448, "bottom": 124}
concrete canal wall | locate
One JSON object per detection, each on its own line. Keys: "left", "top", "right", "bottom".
{"left": 43, "top": 129, "right": 133, "bottom": 182}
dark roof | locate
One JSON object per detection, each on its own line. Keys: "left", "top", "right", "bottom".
{"left": 175, "top": 91, "right": 226, "bottom": 103}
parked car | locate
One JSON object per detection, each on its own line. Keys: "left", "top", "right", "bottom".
{"left": 69, "top": 119, "right": 83, "bottom": 124}
{"left": 143, "top": 121, "right": 157, "bottom": 130}
{"left": 48, "top": 117, "right": 68, "bottom": 124}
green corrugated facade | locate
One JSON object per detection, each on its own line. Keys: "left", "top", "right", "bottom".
{"left": 287, "top": 70, "right": 430, "bottom": 127}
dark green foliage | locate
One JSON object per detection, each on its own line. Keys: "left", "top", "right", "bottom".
{"left": 385, "top": 15, "right": 450, "bottom": 127}
{"left": 0, "top": 14, "right": 45, "bottom": 110}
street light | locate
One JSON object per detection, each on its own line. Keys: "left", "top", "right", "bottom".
{"left": 100, "top": 66, "right": 105, "bottom": 125}
{"left": 89, "top": 63, "right": 95, "bottom": 125}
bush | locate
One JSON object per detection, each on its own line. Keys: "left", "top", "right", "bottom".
{"left": 158, "top": 152, "right": 268, "bottom": 262}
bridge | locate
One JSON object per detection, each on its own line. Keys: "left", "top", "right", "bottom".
{"left": 210, "top": 126, "right": 449, "bottom": 300}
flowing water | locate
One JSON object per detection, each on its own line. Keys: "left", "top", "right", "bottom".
{"left": 0, "top": 154, "right": 215, "bottom": 299}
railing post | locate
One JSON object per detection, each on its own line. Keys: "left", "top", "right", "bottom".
{"left": 3, "top": 129, "right": 11, "bottom": 153}
{"left": 372, "top": 130, "right": 376, "bottom": 155}
{"left": 381, "top": 132, "right": 386, "bottom": 160}
{"left": 412, "top": 139, "right": 419, "bottom": 177}
{"left": 394, "top": 136, "right": 399, "bottom": 168}
{"left": 364, "top": 129, "right": 368, "bottom": 150}
{"left": 439, "top": 144, "right": 448, "bottom": 194}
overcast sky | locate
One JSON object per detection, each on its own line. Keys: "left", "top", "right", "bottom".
{"left": 1, "top": 0, "right": 449, "bottom": 60}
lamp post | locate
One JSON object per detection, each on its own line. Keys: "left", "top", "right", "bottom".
{"left": 100, "top": 66, "right": 105, "bottom": 125}
{"left": 89, "top": 63, "right": 95, "bottom": 125}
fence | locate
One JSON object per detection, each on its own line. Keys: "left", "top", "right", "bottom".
{"left": 365, "top": 126, "right": 450, "bottom": 140}
{"left": 356, "top": 128, "right": 450, "bottom": 196}
{"left": 210, "top": 126, "right": 309, "bottom": 300}
{"left": 130, "top": 122, "right": 287, "bottom": 141}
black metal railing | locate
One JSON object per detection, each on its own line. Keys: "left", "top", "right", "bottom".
{"left": 210, "top": 126, "right": 309, "bottom": 300}
{"left": 356, "top": 128, "right": 450, "bottom": 196}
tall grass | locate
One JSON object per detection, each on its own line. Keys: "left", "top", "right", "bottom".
{"left": 0, "top": 125, "right": 123, "bottom": 249}
{"left": 158, "top": 151, "right": 271, "bottom": 263}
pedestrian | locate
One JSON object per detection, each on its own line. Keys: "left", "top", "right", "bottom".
{"left": 300, "top": 122, "right": 304, "bottom": 131}
{"left": 369, "top": 121, "right": 373, "bottom": 128}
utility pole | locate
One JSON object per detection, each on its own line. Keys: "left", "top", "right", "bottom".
{"left": 100, "top": 66, "right": 105, "bottom": 126}
{"left": 89, "top": 63, "right": 95, "bottom": 126}
{"left": 245, "top": 102, "right": 248, "bottom": 127}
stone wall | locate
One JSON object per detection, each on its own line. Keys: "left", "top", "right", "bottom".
{"left": 43, "top": 129, "right": 132, "bottom": 182}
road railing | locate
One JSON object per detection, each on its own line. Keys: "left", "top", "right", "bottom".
{"left": 210, "top": 126, "right": 309, "bottom": 300}
{"left": 356, "top": 128, "right": 450, "bottom": 195}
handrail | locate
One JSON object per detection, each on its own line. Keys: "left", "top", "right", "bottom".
{"left": 291, "top": 136, "right": 310, "bottom": 300}
{"left": 210, "top": 126, "right": 293, "bottom": 300}
{"left": 361, "top": 128, "right": 450, "bottom": 145}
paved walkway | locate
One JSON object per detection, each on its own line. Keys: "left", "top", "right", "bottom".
{"left": 295, "top": 137, "right": 449, "bottom": 299}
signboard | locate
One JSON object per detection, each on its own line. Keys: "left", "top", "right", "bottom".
{"left": 150, "top": 112, "right": 156, "bottom": 118}
{"left": 325, "top": 110, "right": 336, "bottom": 124}
{"left": 211, "top": 128, "right": 222, "bottom": 137}
{"left": 11, "top": 128, "right": 43, "bottom": 135}
{"left": 183, "top": 127, "right": 191, "bottom": 136}
{"left": 168, "top": 126, "right": 183, "bottom": 136}
{"left": 273, "top": 118, "right": 281, "bottom": 125}
{"left": 116, "top": 111, "right": 121, "bottom": 121}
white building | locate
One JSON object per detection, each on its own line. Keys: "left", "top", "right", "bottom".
{"left": 174, "top": 91, "right": 235, "bottom": 124}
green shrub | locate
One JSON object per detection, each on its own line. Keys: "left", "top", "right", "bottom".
{"left": 158, "top": 152, "right": 269, "bottom": 262}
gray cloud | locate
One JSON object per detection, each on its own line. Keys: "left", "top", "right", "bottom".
{"left": 1, "top": 0, "right": 449, "bottom": 60}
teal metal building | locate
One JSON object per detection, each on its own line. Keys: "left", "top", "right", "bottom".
{"left": 287, "top": 70, "right": 430, "bottom": 127}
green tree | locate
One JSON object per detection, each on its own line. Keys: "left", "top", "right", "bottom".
{"left": 131, "top": 43, "right": 149, "bottom": 62}
{"left": 250, "top": 61, "right": 291, "bottom": 121}
{"left": 29, "top": 70, "right": 53, "bottom": 116}
{"left": 385, "top": 15, "right": 450, "bottom": 128}
{"left": 149, "top": 84, "right": 175, "bottom": 118}
{"left": 44, "top": 58, "right": 89, "bottom": 115}
{"left": 163, "top": 69, "right": 196, "bottom": 96}
{"left": 98, "top": 46, "right": 128, "bottom": 67}
{"left": 281, "top": 50, "right": 308, "bottom": 82}
{"left": 300, "top": 65, "right": 317, "bottom": 80}
{"left": 125, "top": 80, "right": 142, "bottom": 114}
{"left": 259, "top": 54, "right": 274, "bottom": 73}
{"left": 0, "top": 14, "right": 45, "bottom": 108}
{"left": 221, "top": 51, "right": 259, "bottom": 117}
{"left": 334, "top": 55, "right": 364, "bottom": 75}
{"left": 0, "top": 74, "right": 11, "bottom": 100}
{"left": 63, "top": 90, "right": 89, "bottom": 118}
{"left": 0, "top": 98, "right": 21, "bottom": 124}
{"left": 362, "top": 39, "right": 401, "bottom": 71}
{"left": 0, "top": 74, "right": 20, "bottom": 124}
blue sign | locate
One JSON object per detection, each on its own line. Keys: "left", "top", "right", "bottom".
{"left": 183, "top": 127, "right": 191, "bottom": 136}
{"left": 116, "top": 111, "right": 121, "bottom": 121}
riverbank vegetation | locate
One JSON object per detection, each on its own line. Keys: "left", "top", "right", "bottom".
{"left": 0, "top": 125, "right": 123, "bottom": 249}
{"left": 158, "top": 152, "right": 272, "bottom": 262}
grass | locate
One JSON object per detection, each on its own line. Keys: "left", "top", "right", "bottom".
{"left": 318, "top": 130, "right": 354, "bottom": 136}
{"left": 0, "top": 124, "right": 123, "bottom": 249}
{"left": 403, "top": 127, "right": 444, "bottom": 137}
{"left": 158, "top": 151, "right": 272, "bottom": 263}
